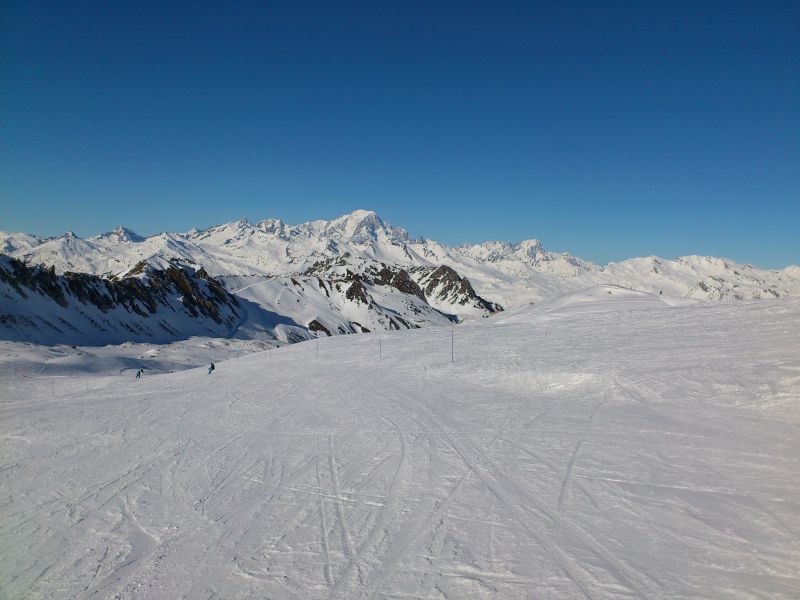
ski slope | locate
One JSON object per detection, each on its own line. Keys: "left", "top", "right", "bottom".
{"left": 2, "top": 290, "right": 800, "bottom": 599}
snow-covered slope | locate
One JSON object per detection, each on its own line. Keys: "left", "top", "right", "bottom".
{"left": 224, "top": 272, "right": 455, "bottom": 336}
{"left": 0, "top": 255, "right": 312, "bottom": 346}
{"left": 3, "top": 210, "right": 798, "bottom": 308}
{"left": 0, "top": 251, "right": 495, "bottom": 345}
{"left": 2, "top": 293, "right": 799, "bottom": 599}
{"left": 492, "top": 284, "right": 690, "bottom": 325}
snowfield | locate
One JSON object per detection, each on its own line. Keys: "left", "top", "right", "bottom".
{"left": 2, "top": 288, "right": 800, "bottom": 599}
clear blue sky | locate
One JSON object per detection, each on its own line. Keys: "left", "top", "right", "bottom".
{"left": 2, "top": 1, "right": 798, "bottom": 267}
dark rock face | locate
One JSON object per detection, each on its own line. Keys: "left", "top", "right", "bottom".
{"left": 413, "top": 265, "right": 503, "bottom": 314}
{"left": 345, "top": 280, "right": 369, "bottom": 305}
{"left": 0, "top": 259, "right": 67, "bottom": 306}
{"left": 306, "top": 258, "right": 428, "bottom": 303}
{"left": 0, "top": 255, "right": 241, "bottom": 328}
{"left": 302, "top": 253, "right": 351, "bottom": 277}
{"left": 435, "top": 266, "right": 477, "bottom": 297}
{"left": 158, "top": 266, "right": 238, "bottom": 323}
{"left": 422, "top": 266, "right": 470, "bottom": 298}
{"left": 374, "top": 267, "right": 426, "bottom": 300}
{"left": 301, "top": 256, "right": 502, "bottom": 326}
{"left": 308, "top": 319, "right": 331, "bottom": 336}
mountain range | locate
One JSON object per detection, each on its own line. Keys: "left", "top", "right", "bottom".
{"left": 2, "top": 210, "right": 799, "bottom": 345}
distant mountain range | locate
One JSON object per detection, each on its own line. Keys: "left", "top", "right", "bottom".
{"left": 2, "top": 210, "right": 798, "bottom": 345}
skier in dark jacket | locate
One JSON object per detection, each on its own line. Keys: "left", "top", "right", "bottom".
{"left": 135, "top": 368, "right": 142, "bottom": 379}
{"left": 208, "top": 362, "right": 215, "bottom": 375}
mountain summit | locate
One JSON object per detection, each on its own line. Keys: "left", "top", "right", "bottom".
{"left": 2, "top": 210, "right": 800, "bottom": 348}
{"left": 1, "top": 210, "right": 799, "bottom": 306}
{"left": 97, "top": 226, "right": 145, "bottom": 243}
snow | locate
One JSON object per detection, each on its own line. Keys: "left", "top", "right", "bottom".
{"left": 2, "top": 290, "right": 799, "bottom": 599}
{"left": 3, "top": 210, "right": 798, "bottom": 306}
{"left": 225, "top": 274, "right": 453, "bottom": 335}
{"left": 0, "top": 337, "right": 275, "bottom": 379}
{"left": 492, "top": 285, "right": 696, "bottom": 324}
{"left": 0, "top": 272, "right": 240, "bottom": 347}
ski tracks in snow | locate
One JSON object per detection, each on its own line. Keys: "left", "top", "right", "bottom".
{"left": 3, "top": 298, "right": 800, "bottom": 599}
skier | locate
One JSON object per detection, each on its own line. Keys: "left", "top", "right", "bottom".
{"left": 135, "top": 368, "right": 142, "bottom": 379}
{"left": 208, "top": 362, "right": 215, "bottom": 375}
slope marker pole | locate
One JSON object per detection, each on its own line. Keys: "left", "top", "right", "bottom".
{"left": 451, "top": 324, "right": 454, "bottom": 363}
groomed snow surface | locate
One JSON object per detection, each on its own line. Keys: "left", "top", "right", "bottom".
{"left": 2, "top": 287, "right": 800, "bottom": 599}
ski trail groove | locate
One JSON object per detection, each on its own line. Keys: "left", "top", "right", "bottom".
{"left": 328, "top": 434, "right": 354, "bottom": 560}
{"left": 383, "top": 388, "right": 648, "bottom": 600}
{"left": 558, "top": 440, "right": 584, "bottom": 512}
{"left": 316, "top": 454, "right": 334, "bottom": 588}
{"left": 326, "top": 399, "right": 411, "bottom": 600}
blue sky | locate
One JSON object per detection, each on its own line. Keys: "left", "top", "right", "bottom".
{"left": 2, "top": 1, "right": 798, "bottom": 267}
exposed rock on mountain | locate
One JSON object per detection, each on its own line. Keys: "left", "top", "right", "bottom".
{"left": 3, "top": 210, "right": 797, "bottom": 308}
{"left": 0, "top": 256, "right": 253, "bottom": 345}
{"left": 1, "top": 210, "right": 799, "bottom": 346}
{"left": 410, "top": 265, "right": 504, "bottom": 316}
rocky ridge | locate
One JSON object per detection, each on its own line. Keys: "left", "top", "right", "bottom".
{"left": 2, "top": 210, "right": 799, "bottom": 346}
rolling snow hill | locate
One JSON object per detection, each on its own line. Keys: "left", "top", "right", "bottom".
{"left": 2, "top": 291, "right": 798, "bottom": 599}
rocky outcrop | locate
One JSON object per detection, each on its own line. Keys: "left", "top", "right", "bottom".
{"left": 308, "top": 319, "right": 332, "bottom": 336}
{"left": 0, "top": 259, "right": 68, "bottom": 307}
{"left": 374, "top": 267, "right": 426, "bottom": 301}
{"left": 0, "top": 255, "right": 242, "bottom": 344}
{"left": 410, "top": 265, "right": 503, "bottom": 315}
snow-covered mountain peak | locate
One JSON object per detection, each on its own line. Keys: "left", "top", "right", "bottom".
{"left": 0, "top": 231, "right": 47, "bottom": 254}
{"left": 457, "top": 239, "right": 556, "bottom": 265}
{"left": 334, "top": 208, "right": 379, "bottom": 228}
{"left": 2, "top": 210, "right": 799, "bottom": 306}
{"left": 56, "top": 232, "right": 97, "bottom": 252}
{"left": 352, "top": 208, "right": 377, "bottom": 217}
{"left": 257, "top": 218, "right": 286, "bottom": 235}
{"left": 187, "top": 217, "right": 259, "bottom": 245}
{"left": 785, "top": 265, "right": 800, "bottom": 278}
{"left": 324, "top": 209, "right": 403, "bottom": 243}
{"left": 517, "top": 239, "right": 544, "bottom": 256}
{"left": 96, "top": 226, "right": 144, "bottom": 243}
{"left": 353, "top": 210, "right": 405, "bottom": 237}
